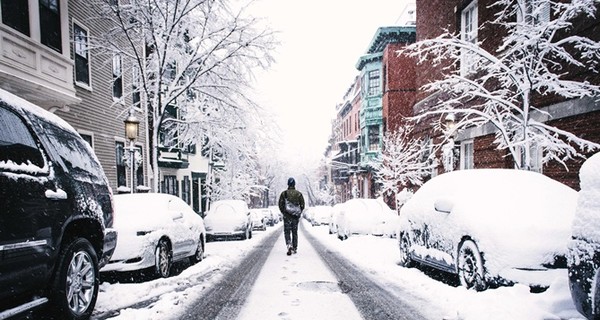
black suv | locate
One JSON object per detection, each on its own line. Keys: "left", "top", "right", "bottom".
{"left": 0, "top": 89, "right": 117, "bottom": 319}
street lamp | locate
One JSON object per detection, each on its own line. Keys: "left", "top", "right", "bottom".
{"left": 441, "top": 113, "right": 457, "bottom": 172}
{"left": 124, "top": 111, "right": 140, "bottom": 194}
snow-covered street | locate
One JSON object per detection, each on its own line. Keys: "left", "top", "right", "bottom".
{"left": 86, "top": 219, "right": 587, "bottom": 320}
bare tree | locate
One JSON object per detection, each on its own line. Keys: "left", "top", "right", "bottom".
{"left": 403, "top": 0, "right": 600, "bottom": 170}
{"left": 90, "top": 0, "right": 276, "bottom": 191}
{"left": 372, "top": 127, "right": 436, "bottom": 206}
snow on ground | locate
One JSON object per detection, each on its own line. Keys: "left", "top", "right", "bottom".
{"left": 301, "top": 221, "right": 586, "bottom": 320}
{"left": 95, "top": 219, "right": 586, "bottom": 320}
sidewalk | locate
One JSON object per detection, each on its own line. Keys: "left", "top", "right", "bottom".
{"left": 236, "top": 228, "right": 363, "bottom": 320}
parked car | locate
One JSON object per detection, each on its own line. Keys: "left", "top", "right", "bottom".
{"left": 101, "top": 193, "right": 206, "bottom": 278}
{"left": 269, "top": 205, "right": 282, "bottom": 223}
{"left": 398, "top": 169, "right": 577, "bottom": 291}
{"left": 568, "top": 153, "right": 600, "bottom": 319}
{"left": 0, "top": 89, "right": 117, "bottom": 319}
{"left": 310, "top": 205, "right": 334, "bottom": 226}
{"left": 328, "top": 203, "right": 345, "bottom": 235}
{"left": 250, "top": 209, "right": 267, "bottom": 231}
{"left": 336, "top": 198, "right": 397, "bottom": 240}
{"left": 204, "top": 200, "right": 253, "bottom": 241}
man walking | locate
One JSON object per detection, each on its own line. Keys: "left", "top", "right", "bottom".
{"left": 278, "top": 177, "right": 305, "bottom": 256}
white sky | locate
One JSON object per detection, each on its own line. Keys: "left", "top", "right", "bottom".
{"left": 249, "top": 0, "right": 414, "bottom": 159}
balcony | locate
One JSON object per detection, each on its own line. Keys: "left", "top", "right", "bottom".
{"left": 0, "top": 25, "right": 80, "bottom": 109}
{"left": 158, "top": 146, "right": 190, "bottom": 169}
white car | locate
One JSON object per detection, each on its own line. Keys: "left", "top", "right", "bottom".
{"left": 101, "top": 193, "right": 206, "bottom": 278}
{"left": 311, "top": 205, "right": 334, "bottom": 226}
{"left": 250, "top": 209, "right": 267, "bottom": 231}
{"left": 204, "top": 200, "right": 253, "bottom": 241}
{"left": 336, "top": 198, "right": 397, "bottom": 240}
{"left": 398, "top": 169, "right": 577, "bottom": 291}
{"left": 328, "top": 203, "right": 345, "bottom": 235}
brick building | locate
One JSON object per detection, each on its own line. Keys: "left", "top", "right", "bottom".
{"left": 412, "top": 0, "right": 600, "bottom": 190}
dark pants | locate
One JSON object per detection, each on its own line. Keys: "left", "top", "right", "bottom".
{"left": 283, "top": 217, "right": 299, "bottom": 250}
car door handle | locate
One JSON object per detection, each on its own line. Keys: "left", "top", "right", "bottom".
{"left": 45, "top": 188, "right": 67, "bottom": 200}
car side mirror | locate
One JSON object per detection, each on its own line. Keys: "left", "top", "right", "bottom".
{"left": 171, "top": 211, "right": 184, "bottom": 220}
{"left": 434, "top": 198, "right": 453, "bottom": 214}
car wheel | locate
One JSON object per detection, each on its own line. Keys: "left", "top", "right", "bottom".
{"left": 155, "top": 239, "right": 172, "bottom": 278}
{"left": 49, "top": 238, "right": 99, "bottom": 320}
{"left": 241, "top": 227, "right": 249, "bottom": 240}
{"left": 190, "top": 236, "right": 204, "bottom": 264}
{"left": 398, "top": 232, "right": 414, "bottom": 268}
{"left": 458, "top": 240, "right": 487, "bottom": 291}
{"left": 249, "top": 229, "right": 253, "bottom": 239}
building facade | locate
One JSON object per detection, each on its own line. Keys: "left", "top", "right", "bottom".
{"left": 413, "top": 0, "right": 600, "bottom": 190}
{"left": 0, "top": 0, "right": 149, "bottom": 193}
{"left": 355, "top": 26, "right": 416, "bottom": 199}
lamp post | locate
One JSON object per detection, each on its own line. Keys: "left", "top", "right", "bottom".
{"left": 442, "top": 113, "right": 457, "bottom": 172}
{"left": 124, "top": 111, "right": 140, "bottom": 194}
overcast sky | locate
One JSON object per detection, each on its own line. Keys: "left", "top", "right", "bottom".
{"left": 249, "top": 0, "right": 414, "bottom": 161}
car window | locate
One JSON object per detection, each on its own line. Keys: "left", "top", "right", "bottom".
{"left": 0, "top": 106, "right": 45, "bottom": 170}
{"left": 34, "top": 118, "right": 105, "bottom": 182}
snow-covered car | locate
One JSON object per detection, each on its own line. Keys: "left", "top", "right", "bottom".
{"left": 204, "top": 200, "right": 253, "bottom": 241}
{"left": 101, "top": 193, "right": 206, "bottom": 278}
{"left": 269, "top": 205, "right": 282, "bottom": 223}
{"left": 336, "top": 198, "right": 396, "bottom": 240}
{"left": 310, "top": 205, "right": 334, "bottom": 226}
{"left": 328, "top": 203, "right": 345, "bottom": 234}
{"left": 250, "top": 209, "right": 267, "bottom": 231}
{"left": 568, "top": 152, "right": 600, "bottom": 320}
{"left": 398, "top": 169, "right": 577, "bottom": 291}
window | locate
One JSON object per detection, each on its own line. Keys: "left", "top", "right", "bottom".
{"left": 39, "top": 0, "right": 61, "bottom": 53}
{"left": 460, "top": 140, "right": 474, "bottom": 170}
{"left": 80, "top": 133, "right": 93, "bottom": 149}
{"left": 162, "top": 175, "right": 178, "bottom": 196}
{"left": 367, "top": 69, "right": 381, "bottom": 96}
{"left": 135, "top": 145, "right": 144, "bottom": 186}
{"left": 518, "top": 0, "right": 551, "bottom": 26}
{"left": 115, "top": 141, "right": 126, "bottom": 187}
{"left": 160, "top": 104, "right": 179, "bottom": 148}
{"left": 460, "top": 1, "right": 478, "bottom": 75}
{"left": 74, "top": 23, "right": 91, "bottom": 87}
{"left": 519, "top": 143, "right": 542, "bottom": 172}
{"left": 368, "top": 125, "right": 379, "bottom": 151}
{"left": 182, "top": 176, "right": 190, "bottom": 204}
{"left": 2, "top": 0, "right": 30, "bottom": 36}
{"left": 112, "top": 54, "right": 123, "bottom": 98}
{"left": 132, "top": 65, "right": 141, "bottom": 108}
{"left": 0, "top": 107, "right": 44, "bottom": 169}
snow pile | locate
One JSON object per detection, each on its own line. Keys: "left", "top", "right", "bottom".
{"left": 571, "top": 152, "right": 600, "bottom": 243}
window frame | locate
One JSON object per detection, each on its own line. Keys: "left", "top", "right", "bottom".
{"left": 115, "top": 140, "right": 126, "bottom": 188}
{"left": 460, "top": 139, "right": 474, "bottom": 170}
{"left": 460, "top": 0, "right": 478, "bottom": 76}
{"left": 73, "top": 20, "right": 92, "bottom": 90}
{"left": 367, "top": 69, "right": 381, "bottom": 96}
{"left": 39, "top": 0, "right": 62, "bottom": 53}
{"left": 112, "top": 53, "right": 123, "bottom": 99}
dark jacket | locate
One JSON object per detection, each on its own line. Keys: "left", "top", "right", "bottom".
{"left": 278, "top": 187, "right": 305, "bottom": 219}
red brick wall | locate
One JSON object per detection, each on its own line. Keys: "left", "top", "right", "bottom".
{"left": 383, "top": 42, "right": 417, "bottom": 133}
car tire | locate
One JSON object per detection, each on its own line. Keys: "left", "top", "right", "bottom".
{"left": 155, "top": 239, "right": 172, "bottom": 278}
{"left": 398, "top": 232, "right": 414, "bottom": 268}
{"left": 189, "top": 236, "right": 204, "bottom": 264}
{"left": 49, "top": 237, "right": 99, "bottom": 320}
{"left": 241, "top": 227, "right": 249, "bottom": 240}
{"left": 458, "top": 240, "right": 487, "bottom": 291}
{"left": 249, "top": 229, "right": 253, "bottom": 239}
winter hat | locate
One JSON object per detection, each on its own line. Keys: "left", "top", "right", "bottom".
{"left": 287, "top": 177, "right": 295, "bottom": 187}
